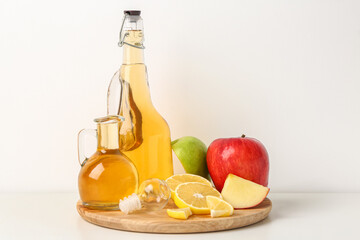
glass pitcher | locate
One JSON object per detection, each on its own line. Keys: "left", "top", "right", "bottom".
{"left": 107, "top": 10, "right": 173, "bottom": 184}
{"left": 77, "top": 115, "right": 138, "bottom": 210}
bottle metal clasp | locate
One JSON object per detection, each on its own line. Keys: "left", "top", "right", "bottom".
{"left": 118, "top": 12, "right": 145, "bottom": 49}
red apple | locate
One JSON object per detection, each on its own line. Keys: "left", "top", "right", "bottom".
{"left": 206, "top": 135, "right": 269, "bottom": 192}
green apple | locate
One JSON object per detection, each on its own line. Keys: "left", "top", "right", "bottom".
{"left": 171, "top": 136, "right": 210, "bottom": 180}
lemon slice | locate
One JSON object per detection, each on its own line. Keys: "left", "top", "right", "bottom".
{"left": 206, "top": 196, "right": 234, "bottom": 217}
{"left": 166, "top": 174, "right": 212, "bottom": 199}
{"left": 174, "top": 182, "right": 221, "bottom": 214}
{"left": 167, "top": 207, "right": 192, "bottom": 220}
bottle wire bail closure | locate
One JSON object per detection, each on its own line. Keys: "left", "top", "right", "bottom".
{"left": 118, "top": 12, "right": 145, "bottom": 49}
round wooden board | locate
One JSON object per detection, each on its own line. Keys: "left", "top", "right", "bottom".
{"left": 77, "top": 198, "right": 272, "bottom": 233}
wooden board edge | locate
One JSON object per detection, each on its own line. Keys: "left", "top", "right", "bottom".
{"left": 77, "top": 198, "right": 272, "bottom": 234}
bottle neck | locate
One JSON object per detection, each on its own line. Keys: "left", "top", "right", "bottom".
{"left": 122, "top": 30, "right": 145, "bottom": 64}
{"left": 119, "top": 30, "right": 152, "bottom": 108}
{"left": 97, "top": 122, "right": 120, "bottom": 150}
{"left": 123, "top": 44, "right": 144, "bottom": 64}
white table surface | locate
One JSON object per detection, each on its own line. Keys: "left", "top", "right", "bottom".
{"left": 0, "top": 192, "right": 359, "bottom": 239}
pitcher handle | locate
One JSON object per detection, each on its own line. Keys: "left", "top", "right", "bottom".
{"left": 77, "top": 129, "right": 97, "bottom": 166}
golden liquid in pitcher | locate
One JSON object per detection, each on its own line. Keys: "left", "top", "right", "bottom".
{"left": 117, "top": 30, "right": 173, "bottom": 183}
{"left": 78, "top": 118, "right": 138, "bottom": 210}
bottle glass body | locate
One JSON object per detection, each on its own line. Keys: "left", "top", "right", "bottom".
{"left": 108, "top": 20, "right": 173, "bottom": 184}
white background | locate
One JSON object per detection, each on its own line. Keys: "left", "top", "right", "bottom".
{"left": 0, "top": 0, "right": 359, "bottom": 193}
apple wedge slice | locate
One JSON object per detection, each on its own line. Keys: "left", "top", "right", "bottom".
{"left": 221, "top": 174, "right": 269, "bottom": 209}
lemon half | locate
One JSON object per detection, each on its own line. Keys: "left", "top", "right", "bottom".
{"left": 173, "top": 182, "right": 221, "bottom": 214}
{"left": 165, "top": 174, "right": 212, "bottom": 199}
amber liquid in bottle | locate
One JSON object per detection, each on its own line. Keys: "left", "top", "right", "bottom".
{"left": 108, "top": 30, "right": 173, "bottom": 184}
{"left": 78, "top": 117, "right": 138, "bottom": 210}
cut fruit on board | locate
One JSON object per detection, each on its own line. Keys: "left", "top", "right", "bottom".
{"left": 167, "top": 207, "right": 192, "bottom": 220}
{"left": 206, "top": 196, "right": 233, "bottom": 217}
{"left": 166, "top": 174, "right": 212, "bottom": 199}
{"left": 221, "top": 174, "right": 269, "bottom": 209}
{"left": 174, "top": 182, "right": 221, "bottom": 214}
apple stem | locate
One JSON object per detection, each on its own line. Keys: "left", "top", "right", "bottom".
{"left": 241, "top": 134, "right": 246, "bottom": 138}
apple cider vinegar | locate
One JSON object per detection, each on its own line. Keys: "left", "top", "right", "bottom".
{"left": 108, "top": 11, "right": 173, "bottom": 184}
{"left": 78, "top": 116, "right": 139, "bottom": 210}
